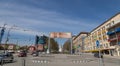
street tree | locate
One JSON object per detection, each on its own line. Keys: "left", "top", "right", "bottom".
{"left": 50, "top": 38, "right": 59, "bottom": 52}
{"left": 44, "top": 36, "right": 59, "bottom": 52}
{"left": 63, "top": 39, "right": 71, "bottom": 53}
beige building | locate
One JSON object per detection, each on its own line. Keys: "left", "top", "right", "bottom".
{"left": 73, "top": 32, "right": 89, "bottom": 53}
{"left": 107, "top": 13, "right": 120, "bottom": 56}
{"left": 73, "top": 12, "right": 120, "bottom": 56}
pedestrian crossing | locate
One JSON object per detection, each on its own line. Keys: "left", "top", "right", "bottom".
{"left": 32, "top": 59, "right": 93, "bottom": 64}
{"left": 72, "top": 59, "right": 93, "bottom": 63}
{"left": 32, "top": 60, "right": 50, "bottom": 63}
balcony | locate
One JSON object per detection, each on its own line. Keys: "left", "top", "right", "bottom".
{"left": 94, "top": 36, "right": 97, "bottom": 40}
{"left": 108, "top": 35, "right": 120, "bottom": 42}
{"left": 103, "top": 35, "right": 107, "bottom": 39}
{"left": 106, "top": 20, "right": 120, "bottom": 30}
{"left": 102, "top": 30, "right": 106, "bottom": 33}
{"left": 98, "top": 32, "right": 101, "bottom": 35}
{"left": 108, "top": 37, "right": 117, "bottom": 42}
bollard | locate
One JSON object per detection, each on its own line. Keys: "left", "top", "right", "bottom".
{"left": 22, "top": 59, "right": 26, "bottom": 66}
{"left": 101, "top": 56, "right": 105, "bottom": 66}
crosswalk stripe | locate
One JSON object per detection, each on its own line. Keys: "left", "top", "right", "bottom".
{"left": 72, "top": 60, "right": 91, "bottom": 63}
{"left": 32, "top": 60, "right": 50, "bottom": 63}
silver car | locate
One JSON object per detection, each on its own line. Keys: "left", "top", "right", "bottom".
{"left": 0, "top": 52, "right": 14, "bottom": 64}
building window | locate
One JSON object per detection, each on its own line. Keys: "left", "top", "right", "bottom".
{"left": 106, "top": 23, "right": 111, "bottom": 28}
{"left": 106, "top": 24, "right": 109, "bottom": 28}
{"left": 112, "top": 21, "right": 114, "bottom": 25}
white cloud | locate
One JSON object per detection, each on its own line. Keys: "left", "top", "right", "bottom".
{"left": 0, "top": 0, "right": 98, "bottom": 36}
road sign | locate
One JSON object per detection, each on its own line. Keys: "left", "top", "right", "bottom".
{"left": 96, "top": 40, "right": 103, "bottom": 66}
{"left": 96, "top": 40, "right": 100, "bottom": 47}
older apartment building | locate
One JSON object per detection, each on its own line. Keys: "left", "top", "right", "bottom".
{"left": 73, "top": 32, "right": 89, "bottom": 53}
{"left": 73, "top": 12, "right": 120, "bottom": 56}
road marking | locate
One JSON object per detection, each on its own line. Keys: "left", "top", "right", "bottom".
{"left": 32, "top": 60, "right": 50, "bottom": 63}
{"left": 72, "top": 60, "right": 92, "bottom": 63}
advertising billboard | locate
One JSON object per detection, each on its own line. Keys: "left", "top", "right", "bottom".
{"left": 50, "top": 32, "right": 71, "bottom": 38}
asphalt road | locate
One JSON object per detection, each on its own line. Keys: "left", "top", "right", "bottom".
{"left": 1, "top": 53, "right": 120, "bottom": 66}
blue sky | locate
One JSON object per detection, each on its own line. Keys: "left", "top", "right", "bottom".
{"left": 0, "top": 0, "right": 120, "bottom": 45}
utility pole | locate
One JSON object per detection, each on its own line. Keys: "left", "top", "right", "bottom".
{"left": 47, "top": 35, "right": 50, "bottom": 54}
{"left": 70, "top": 38, "right": 73, "bottom": 54}
{"left": 70, "top": 33, "right": 73, "bottom": 54}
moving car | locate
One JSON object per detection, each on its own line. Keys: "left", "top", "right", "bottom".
{"left": 0, "top": 52, "right": 14, "bottom": 64}
{"left": 18, "top": 51, "right": 27, "bottom": 57}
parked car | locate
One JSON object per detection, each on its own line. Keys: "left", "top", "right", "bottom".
{"left": 0, "top": 52, "right": 14, "bottom": 64}
{"left": 94, "top": 53, "right": 103, "bottom": 58}
{"left": 18, "top": 51, "right": 27, "bottom": 57}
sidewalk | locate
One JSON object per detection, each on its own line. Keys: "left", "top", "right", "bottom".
{"left": 83, "top": 53, "right": 120, "bottom": 59}
{"left": 103, "top": 55, "right": 120, "bottom": 59}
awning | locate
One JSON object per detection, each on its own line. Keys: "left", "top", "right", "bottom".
{"left": 84, "top": 50, "right": 99, "bottom": 52}
{"left": 84, "top": 48, "right": 116, "bottom": 52}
